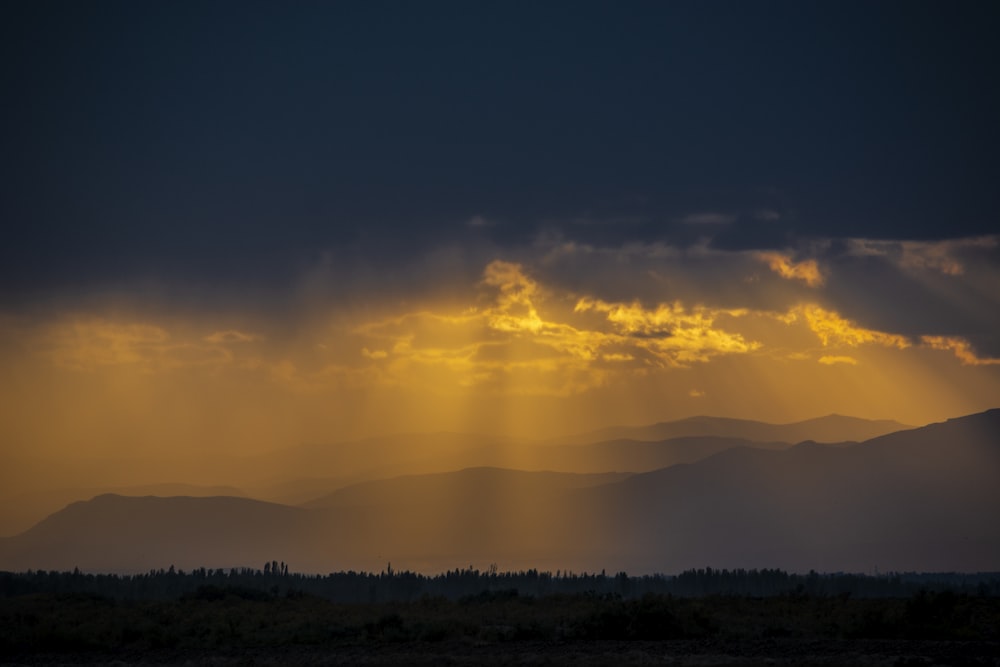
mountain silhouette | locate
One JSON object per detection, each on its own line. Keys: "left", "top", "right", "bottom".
{"left": 572, "top": 409, "right": 1000, "bottom": 572}
{"left": 0, "top": 483, "right": 246, "bottom": 538}
{"left": 0, "top": 495, "right": 313, "bottom": 573}
{"left": 0, "top": 413, "right": 912, "bottom": 538}
{"left": 0, "top": 434, "right": 789, "bottom": 536}
{"left": 526, "top": 437, "right": 790, "bottom": 474}
{"left": 237, "top": 414, "right": 909, "bottom": 483}
{"left": 552, "top": 414, "right": 912, "bottom": 446}
{"left": 0, "top": 410, "right": 994, "bottom": 574}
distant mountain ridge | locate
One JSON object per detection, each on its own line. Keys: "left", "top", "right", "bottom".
{"left": 0, "top": 483, "right": 247, "bottom": 538}
{"left": 247, "top": 414, "right": 908, "bottom": 485}
{"left": 0, "top": 413, "right": 911, "bottom": 538}
{"left": 574, "top": 408, "right": 1000, "bottom": 573}
{"left": 551, "top": 414, "right": 913, "bottom": 446}
{"left": 1, "top": 410, "right": 994, "bottom": 574}
{"left": 0, "top": 425, "right": 862, "bottom": 537}
{"left": 0, "top": 494, "right": 312, "bottom": 573}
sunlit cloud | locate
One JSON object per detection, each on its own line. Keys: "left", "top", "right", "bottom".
{"left": 818, "top": 355, "right": 858, "bottom": 366}
{"left": 921, "top": 336, "right": 1000, "bottom": 366}
{"left": 349, "top": 266, "right": 605, "bottom": 395}
{"left": 481, "top": 260, "right": 547, "bottom": 334}
{"left": 1, "top": 250, "right": 997, "bottom": 462}
{"left": 574, "top": 298, "right": 759, "bottom": 365}
{"left": 8, "top": 256, "right": 997, "bottom": 426}
{"left": 755, "top": 251, "right": 825, "bottom": 287}
{"left": 25, "top": 259, "right": 986, "bottom": 404}
{"left": 346, "top": 261, "right": 764, "bottom": 395}
{"left": 784, "top": 305, "right": 910, "bottom": 349}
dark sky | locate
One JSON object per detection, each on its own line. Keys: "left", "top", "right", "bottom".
{"left": 2, "top": 0, "right": 999, "bottom": 298}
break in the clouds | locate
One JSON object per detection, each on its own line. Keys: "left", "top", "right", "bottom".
{"left": 11, "top": 232, "right": 999, "bottom": 388}
{"left": 8, "top": 240, "right": 998, "bottom": 396}
{"left": 1, "top": 233, "right": 999, "bottom": 463}
{"left": 754, "top": 252, "right": 825, "bottom": 287}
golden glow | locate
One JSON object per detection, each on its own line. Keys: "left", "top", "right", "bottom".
{"left": 786, "top": 304, "right": 910, "bottom": 349}
{"left": 818, "top": 355, "right": 859, "bottom": 366}
{"left": 755, "top": 251, "right": 825, "bottom": 286}
{"left": 0, "top": 255, "right": 997, "bottom": 514}
{"left": 5, "top": 262, "right": 993, "bottom": 419}
{"left": 41, "top": 318, "right": 235, "bottom": 371}
{"left": 203, "top": 330, "right": 260, "bottom": 344}
{"left": 348, "top": 262, "right": 764, "bottom": 396}
{"left": 574, "top": 298, "right": 759, "bottom": 364}
{"left": 922, "top": 335, "right": 1000, "bottom": 366}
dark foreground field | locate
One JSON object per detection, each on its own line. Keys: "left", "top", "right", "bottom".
{"left": 5, "top": 639, "right": 1000, "bottom": 666}
{"left": 3, "top": 587, "right": 999, "bottom": 666}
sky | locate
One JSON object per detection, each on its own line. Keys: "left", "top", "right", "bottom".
{"left": 1, "top": 0, "right": 999, "bottom": 461}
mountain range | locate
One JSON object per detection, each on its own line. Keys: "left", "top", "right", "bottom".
{"left": 1, "top": 411, "right": 995, "bottom": 574}
{"left": 550, "top": 414, "right": 912, "bottom": 446}
{"left": 0, "top": 413, "right": 903, "bottom": 537}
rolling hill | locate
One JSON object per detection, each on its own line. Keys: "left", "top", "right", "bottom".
{"left": 0, "top": 483, "right": 246, "bottom": 538}
{"left": 0, "top": 495, "right": 313, "bottom": 573}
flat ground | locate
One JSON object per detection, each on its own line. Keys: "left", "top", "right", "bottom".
{"left": 5, "top": 640, "right": 1000, "bottom": 666}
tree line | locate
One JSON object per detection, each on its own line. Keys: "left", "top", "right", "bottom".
{"left": 2, "top": 565, "right": 998, "bottom": 602}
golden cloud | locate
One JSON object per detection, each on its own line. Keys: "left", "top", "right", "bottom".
{"left": 755, "top": 251, "right": 825, "bottom": 287}
{"left": 921, "top": 336, "right": 1000, "bottom": 366}
{"left": 17, "top": 262, "right": 989, "bottom": 403}
{"left": 345, "top": 261, "right": 763, "bottom": 394}
{"left": 786, "top": 305, "right": 910, "bottom": 349}
{"left": 818, "top": 355, "right": 859, "bottom": 366}
{"left": 33, "top": 264, "right": 937, "bottom": 398}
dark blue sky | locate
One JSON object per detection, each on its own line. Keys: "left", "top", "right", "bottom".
{"left": 2, "top": 0, "right": 998, "bottom": 297}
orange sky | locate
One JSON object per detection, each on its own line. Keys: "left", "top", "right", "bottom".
{"left": 2, "top": 239, "right": 998, "bottom": 468}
